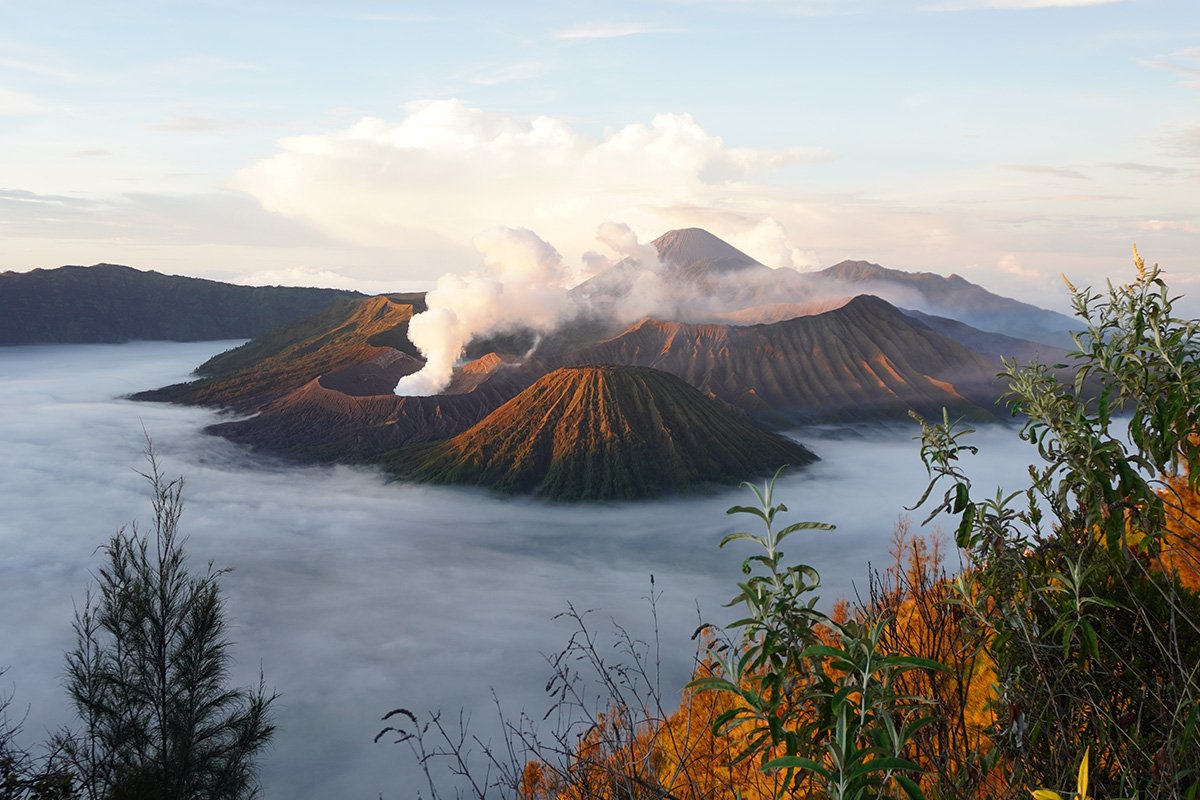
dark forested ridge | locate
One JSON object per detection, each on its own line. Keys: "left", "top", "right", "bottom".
{"left": 0, "top": 263, "right": 363, "bottom": 344}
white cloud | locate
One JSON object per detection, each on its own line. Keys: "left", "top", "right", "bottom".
{"left": 234, "top": 99, "right": 828, "bottom": 273}
{"left": 470, "top": 61, "right": 549, "bottom": 86}
{"left": 1101, "top": 162, "right": 1185, "bottom": 177}
{"left": 1139, "top": 47, "right": 1200, "bottom": 89}
{"left": 928, "top": 0, "right": 1120, "bottom": 9}
{"left": 228, "top": 266, "right": 399, "bottom": 294}
{"left": 554, "top": 22, "right": 676, "bottom": 40}
{"left": 0, "top": 86, "right": 47, "bottom": 115}
{"left": 1140, "top": 219, "right": 1198, "bottom": 234}
{"left": 732, "top": 217, "right": 819, "bottom": 269}
{"left": 996, "top": 253, "right": 1043, "bottom": 280}
{"left": 1159, "top": 125, "right": 1200, "bottom": 159}
{"left": 1005, "top": 164, "right": 1091, "bottom": 181}
{"left": 152, "top": 115, "right": 245, "bottom": 133}
{"left": 0, "top": 56, "right": 89, "bottom": 84}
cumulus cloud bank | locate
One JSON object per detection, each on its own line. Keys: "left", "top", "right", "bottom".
{"left": 233, "top": 99, "right": 825, "bottom": 273}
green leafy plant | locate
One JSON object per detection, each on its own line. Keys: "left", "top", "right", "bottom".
{"left": 914, "top": 251, "right": 1200, "bottom": 798}
{"left": 692, "top": 469, "right": 945, "bottom": 800}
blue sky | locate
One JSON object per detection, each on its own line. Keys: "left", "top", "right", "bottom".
{"left": 1, "top": 0, "right": 1197, "bottom": 310}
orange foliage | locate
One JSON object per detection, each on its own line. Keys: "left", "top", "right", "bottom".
{"left": 536, "top": 520, "right": 1012, "bottom": 800}
{"left": 531, "top": 677, "right": 786, "bottom": 800}
{"left": 870, "top": 522, "right": 1003, "bottom": 799}
{"left": 1158, "top": 472, "right": 1200, "bottom": 592}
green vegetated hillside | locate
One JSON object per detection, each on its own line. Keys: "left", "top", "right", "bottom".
{"left": 382, "top": 365, "right": 816, "bottom": 501}
{"left": 133, "top": 294, "right": 425, "bottom": 411}
{"left": 0, "top": 263, "right": 361, "bottom": 344}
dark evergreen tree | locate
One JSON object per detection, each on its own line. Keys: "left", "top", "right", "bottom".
{"left": 56, "top": 447, "right": 275, "bottom": 800}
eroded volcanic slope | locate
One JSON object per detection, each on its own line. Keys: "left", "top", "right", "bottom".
{"left": 126, "top": 226, "right": 1070, "bottom": 480}
{"left": 562, "top": 295, "right": 1006, "bottom": 424}
{"left": 133, "top": 294, "right": 427, "bottom": 411}
{"left": 0, "top": 263, "right": 360, "bottom": 344}
{"left": 209, "top": 353, "right": 544, "bottom": 462}
{"left": 382, "top": 366, "right": 816, "bottom": 501}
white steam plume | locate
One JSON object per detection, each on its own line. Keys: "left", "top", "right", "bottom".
{"left": 735, "top": 217, "right": 821, "bottom": 271}
{"left": 395, "top": 220, "right": 834, "bottom": 398}
{"left": 573, "top": 221, "right": 678, "bottom": 322}
{"left": 394, "top": 227, "right": 578, "bottom": 396}
{"left": 595, "top": 220, "right": 662, "bottom": 268}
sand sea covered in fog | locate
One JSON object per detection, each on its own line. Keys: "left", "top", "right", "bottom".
{"left": 0, "top": 341, "right": 1037, "bottom": 798}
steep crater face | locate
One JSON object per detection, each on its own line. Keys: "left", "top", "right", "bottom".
{"left": 380, "top": 366, "right": 816, "bottom": 501}
{"left": 207, "top": 357, "right": 540, "bottom": 462}
{"left": 560, "top": 295, "right": 1006, "bottom": 425}
{"left": 133, "top": 295, "right": 425, "bottom": 412}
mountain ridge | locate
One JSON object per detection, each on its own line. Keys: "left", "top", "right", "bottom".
{"left": 0, "top": 263, "right": 362, "bottom": 345}
{"left": 133, "top": 294, "right": 424, "bottom": 411}
{"left": 560, "top": 294, "right": 1007, "bottom": 424}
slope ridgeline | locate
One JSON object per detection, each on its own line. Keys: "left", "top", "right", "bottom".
{"left": 0, "top": 263, "right": 362, "bottom": 344}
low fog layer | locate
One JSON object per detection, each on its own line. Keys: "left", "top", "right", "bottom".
{"left": 0, "top": 342, "right": 1036, "bottom": 798}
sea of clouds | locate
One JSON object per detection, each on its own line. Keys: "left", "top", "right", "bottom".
{"left": 0, "top": 341, "right": 1037, "bottom": 798}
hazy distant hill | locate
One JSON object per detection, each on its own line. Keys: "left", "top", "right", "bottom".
{"left": 575, "top": 228, "right": 1075, "bottom": 349}
{"left": 814, "top": 260, "right": 1076, "bottom": 348}
{"left": 382, "top": 366, "right": 815, "bottom": 500}
{"left": 0, "top": 263, "right": 362, "bottom": 345}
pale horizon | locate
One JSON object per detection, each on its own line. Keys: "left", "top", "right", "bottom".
{"left": 2, "top": 0, "right": 1198, "bottom": 313}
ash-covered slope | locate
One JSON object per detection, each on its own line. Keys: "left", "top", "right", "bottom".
{"left": 133, "top": 294, "right": 425, "bottom": 411}
{"left": 0, "top": 263, "right": 360, "bottom": 344}
{"left": 563, "top": 295, "right": 1005, "bottom": 424}
{"left": 382, "top": 366, "right": 816, "bottom": 501}
{"left": 208, "top": 353, "right": 541, "bottom": 462}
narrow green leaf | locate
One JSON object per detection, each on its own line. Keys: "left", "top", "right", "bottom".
{"left": 896, "top": 773, "right": 928, "bottom": 800}
{"left": 762, "top": 755, "right": 830, "bottom": 778}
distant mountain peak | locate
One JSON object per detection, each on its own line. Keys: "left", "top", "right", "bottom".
{"left": 652, "top": 228, "right": 763, "bottom": 273}
{"left": 819, "top": 260, "right": 899, "bottom": 281}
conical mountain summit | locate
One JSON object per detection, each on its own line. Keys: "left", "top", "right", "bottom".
{"left": 382, "top": 365, "right": 816, "bottom": 501}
